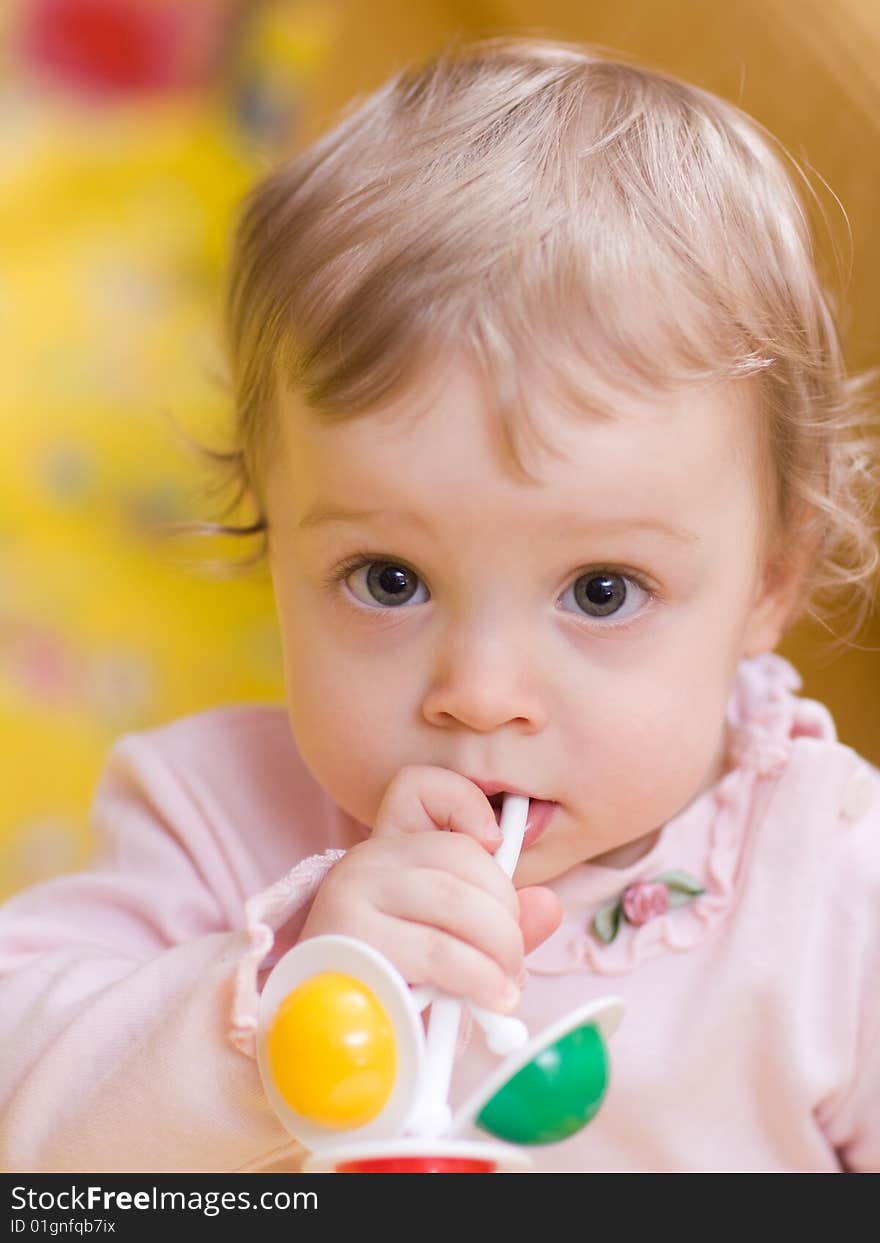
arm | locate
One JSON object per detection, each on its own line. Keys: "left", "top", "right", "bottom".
{"left": 0, "top": 734, "right": 333, "bottom": 1174}
{"left": 814, "top": 766, "right": 880, "bottom": 1172}
{"left": 827, "top": 1006, "right": 880, "bottom": 1172}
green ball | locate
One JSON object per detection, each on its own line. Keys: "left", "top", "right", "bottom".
{"left": 476, "top": 1022, "right": 609, "bottom": 1145}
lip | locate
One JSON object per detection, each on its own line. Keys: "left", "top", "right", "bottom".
{"left": 464, "top": 776, "right": 538, "bottom": 800}
{"left": 521, "top": 799, "right": 556, "bottom": 850}
{"left": 463, "top": 776, "right": 557, "bottom": 851}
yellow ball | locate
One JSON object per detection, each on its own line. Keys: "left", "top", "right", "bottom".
{"left": 267, "top": 971, "right": 397, "bottom": 1129}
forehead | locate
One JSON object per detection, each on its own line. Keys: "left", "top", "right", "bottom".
{"left": 270, "top": 357, "right": 760, "bottom": 530}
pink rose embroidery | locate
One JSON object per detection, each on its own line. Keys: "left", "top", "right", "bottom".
{"left": 591, "top": 870, "right": 705, "bottom": 944}
{"left": 621, "top": 880, "right": 669, "bottom": 925}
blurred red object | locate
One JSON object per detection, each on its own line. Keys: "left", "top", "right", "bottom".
{"left": 20, "top": 0, "right": 242, "bottom": 95}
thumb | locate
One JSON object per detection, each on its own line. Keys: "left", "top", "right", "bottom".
{"left": 517, "top": 886, "right": 563, "bottom": 956}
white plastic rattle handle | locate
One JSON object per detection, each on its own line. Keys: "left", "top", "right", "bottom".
{"left": 493, "top": 793, "right": 530, "bottom": 880}
{"left": 414, "top": 794, "right": 530, "bottom": 1136}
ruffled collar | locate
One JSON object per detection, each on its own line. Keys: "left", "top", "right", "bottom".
{"left": 526, "top": 652, "right": 836, "bottom": 977}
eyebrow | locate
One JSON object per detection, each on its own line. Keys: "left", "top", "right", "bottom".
{"left": 298, "top": 505, "right": 432, "bottom": 532}
{"left": 297, "top": 504, "right": 701, "bottom": 545}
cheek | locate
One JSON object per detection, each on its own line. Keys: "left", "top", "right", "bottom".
{"left": 566, "top": 646, "right": 737, "bottom": 821}
{"left": 277, "top": 608, "right": 409, "bottom": 825}
{"left": 607, "top": 710, "right": 722, "bottom": 822}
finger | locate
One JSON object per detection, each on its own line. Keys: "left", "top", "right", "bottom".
{"left": 518, "top": 886, "right": 564, "bottom": 956}
{"left": 373, "top": 765, "right": 500, "bottom": 848}
{"left": 380, "top": 917, "right": 521, "bottom": 1013}
{"left": 372, "top": 868, "right": 524, "bottom": 979}
{"left": 377, "top": 832, "right": 519, "bottom": 914}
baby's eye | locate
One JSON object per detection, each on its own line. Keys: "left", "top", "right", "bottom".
{"left": 559, "top": 571, "right": 650, "bottom": 624}
{"left": 345, "top": 561, "right": 429, "bottom": 609}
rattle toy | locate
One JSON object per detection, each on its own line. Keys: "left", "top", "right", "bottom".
{"left": 256, "top": 794, "right": 623, "bottom": 1172}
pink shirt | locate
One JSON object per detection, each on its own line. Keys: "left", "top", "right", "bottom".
{"left": 1, "top": 653, "right": 878, "bottom": 1172}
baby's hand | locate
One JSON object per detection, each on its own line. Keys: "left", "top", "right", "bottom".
{"left": 300, "top": 766, "right": 559, "bottom": 1012}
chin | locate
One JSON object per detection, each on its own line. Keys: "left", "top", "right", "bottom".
{"left": 516, "top": 838, "right": 580, "bottom": 887}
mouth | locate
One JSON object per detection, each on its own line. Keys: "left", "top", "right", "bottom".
{"left": 486, "top": 792, "right": 506, "bottom": 819}
{"left": 486, "top": 791, "right": 557, "bottom": 849}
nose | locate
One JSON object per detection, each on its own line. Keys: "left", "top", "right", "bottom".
{"left": 420, "top": 622, "right": 548, "bottom": 734}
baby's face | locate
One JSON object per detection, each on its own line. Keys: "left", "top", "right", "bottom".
{"left": 266, "top": 358, "right": 791, "bottom": 884}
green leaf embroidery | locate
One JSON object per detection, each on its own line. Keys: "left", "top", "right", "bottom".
{"left": 592, "top": 899, "right": 623, "bottom": 944}
{"left": 653, "top": 870, "right": 705, "bottom": 897}
{"left": 667, "top": 888, "right": 701, "bottom": 908}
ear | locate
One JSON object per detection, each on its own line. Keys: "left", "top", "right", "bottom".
{"left": 739, "top": 537, "right": 812, "bottom": 659}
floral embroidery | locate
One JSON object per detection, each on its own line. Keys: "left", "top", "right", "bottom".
{"left": 591, "top": 870, "right": 705, "bottom": 944}
{"left": 622, "top": 880, "right": 669, "bottom": 925}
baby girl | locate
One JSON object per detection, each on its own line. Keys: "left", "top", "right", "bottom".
{"left": 1, "top": 37, "right": 878, "bottom": 1173}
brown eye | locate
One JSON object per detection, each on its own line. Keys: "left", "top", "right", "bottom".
{"left": 574, "top": 573, "right": 627, "bottom": 617}
{"left": 346, "top": 562, "right": 428, "bottom": 608}
{"left": 559, "top": 571, "right": 649, "bottom": 625}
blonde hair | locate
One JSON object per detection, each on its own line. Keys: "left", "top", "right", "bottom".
{"left": 187, "top": 35, "right": 879, "bottom": 647}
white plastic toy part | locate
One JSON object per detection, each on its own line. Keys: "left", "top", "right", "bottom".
{"left": 449, "top": 994, "right": 624, "bottom": 1140}
{"left": 301, "top": 1136, "right": 532, "bottom": 1174}
{"left": 407, "top": 793, "right": 530, "bottom": 1137}
{"left": 255, "top": 789, "right": 626, "bottom": 1172}
{"left": 255, "top": 934, "right": 426, "bottom": 1152}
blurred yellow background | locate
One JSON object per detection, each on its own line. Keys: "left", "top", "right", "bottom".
{"left": 1, "top": 0, "right": 878, "bottom": 900}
